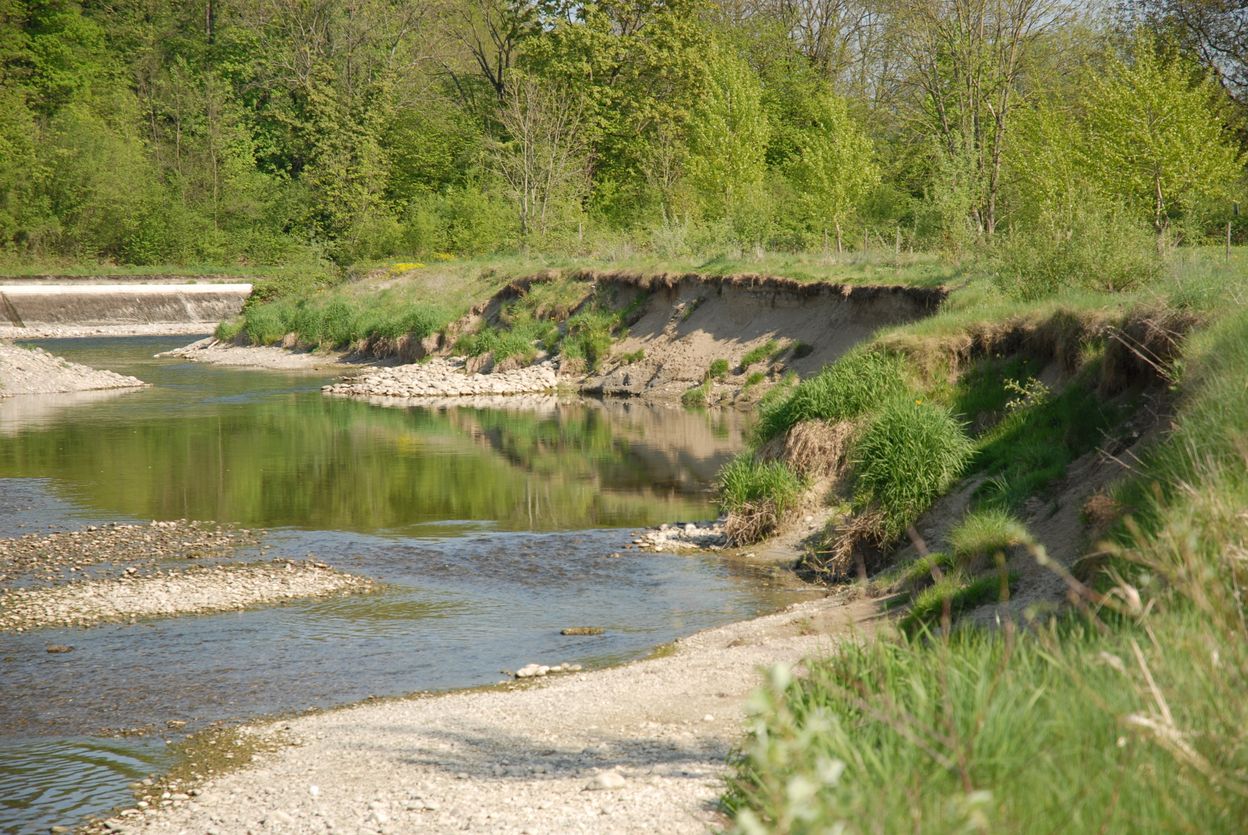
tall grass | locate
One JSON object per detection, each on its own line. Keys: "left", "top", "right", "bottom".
{"left": 725, "top": 305, "right": 1248, "bottom": 835}
{"left": 851, "top": 398, "right": 975, "bottom": 539}
{"left": 753, "top": 349, "right": 910, "bottom": 443}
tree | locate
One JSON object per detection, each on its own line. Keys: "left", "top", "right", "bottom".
{"left": 896, "top": 0, "right": 1065, "bottom": 238}
{"left": 782, "top": 87, "right": 878, "bottom": 247}
{"left": 1130, "top": 0, "right": 1248, "bottom": 108}
{"left": 1082, "top": 38, "right": 1242, "bottom": 240}
{"left": 490, "top": 74, "right": 590, "bottom": 240}
{"left": 684, "top": 42, "right": 771, "bottom": 238}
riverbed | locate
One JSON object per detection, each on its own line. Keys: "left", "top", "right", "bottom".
{"left": 0, "top": 337, "right": 812, "bottom": 833}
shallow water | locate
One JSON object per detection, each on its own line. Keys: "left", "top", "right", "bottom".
{"left": 0, "top": 337, "right": 809, "bottom": 833}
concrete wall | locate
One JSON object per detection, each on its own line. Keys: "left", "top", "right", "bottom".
{"left": 0, "top": 284, "right": 250, "bottom": 327}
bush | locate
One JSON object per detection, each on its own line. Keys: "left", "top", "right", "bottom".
{"left": 681, "top": 383, "right": 709, "bottom": 408}
{"left": 852, "top": 398, "right": 974, "bottom": 539}
{"left": 992, "top": 201, "right": 1163, "bottom": 301}
{"left": 708, "top": 358, "right": 730, "bottom": 379}
{"left": 754, "top": 350, "right": 909, "bottom": 443}
{"left": 560, "top": 309, "right": 616, "bottom": 371}
{"left": 243, "top": 301, "right": 290, "bottom": 345}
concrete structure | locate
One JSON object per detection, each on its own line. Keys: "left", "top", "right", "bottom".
{"left": 0, "top": 283, "right": 250, "bottom": 328}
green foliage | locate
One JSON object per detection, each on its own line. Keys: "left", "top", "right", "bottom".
{"left": 560, "top": 308, "right": 616, "bottom": 371}
{"left": 753, "top": 350, "right": 909, "bottom": 443}
{"left": 973, "top": 377, "right": 1127, "bottom": 511}
{"left": 681, "top": 382, "right": 709, "bottom": 408}
{"left": 708, "top": 358, "right": 730, "bottom": 380}
{"left": 717, "top": 456, "right": 805, "bottom": 517}
{"left": 684, "top": 42, "right": 770, "bottom": 242}
{"left": 1082, "top": 38, "right": 1242, "bottom": 237}
{"left": 992, "top": 197, "right": 1164, "bottom": 300}
{"left": 726, "top": 306, "right": 1248, "bottom": 835}
{"left": 899, "top": 571, "right": 1014, "bottom": 634}
{"left": 852, "top": 399, "right": 975, "bottom": 539}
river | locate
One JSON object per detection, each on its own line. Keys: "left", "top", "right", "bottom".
{"left": 0, "top": 336, "right": 810, "bottom": 833}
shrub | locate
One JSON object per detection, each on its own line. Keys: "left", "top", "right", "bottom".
{"left": 243, "top": 302, "right": 290, "bottom": 345}
{"left": 708, "top": 358, "right": 731, "bottom": 379}
{"left": 561, "top": 309, "right": 615, "bottom": 371}
{"left": 852, "top": 398, "right": 975, "bottom": 539}
{"left": 992, "top": 201, "right": 1162, "bottom": 301}
{"left": 215, "top": 317, "right": 245, "bottom": 342}
{"left": 754, "top": 350, "right": 909, "bottom": 443}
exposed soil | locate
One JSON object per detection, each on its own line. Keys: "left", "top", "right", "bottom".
{"left": 0, "top": 340, "right": 147, "bottom": 397}
{"left": 89, "top": 592, "right": 879, "bottom": 835}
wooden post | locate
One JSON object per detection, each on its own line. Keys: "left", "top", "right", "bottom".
{"left": 895, "top": 225, "right": 901, "bottom": 256}
{"left": 1229, "top": 220, "right": 1234, "bottom": 261}
{"left": 862, "top": 228, "right": 869, "bottom": 255}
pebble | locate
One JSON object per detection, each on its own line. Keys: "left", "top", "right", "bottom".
{"left": 323, "top": 357, "right": 559, "bottom": 401}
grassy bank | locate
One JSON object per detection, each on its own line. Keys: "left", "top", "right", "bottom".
{"left": 719, "top": 254, "right": 1248, "bottom": 831}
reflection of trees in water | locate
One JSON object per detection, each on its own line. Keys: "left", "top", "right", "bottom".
{"left": 0, "top": 393, "right": 736, "bottom": 533}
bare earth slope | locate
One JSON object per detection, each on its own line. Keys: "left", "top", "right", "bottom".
{"left": 106, "top": 594, "right": 877, "bottom": 835}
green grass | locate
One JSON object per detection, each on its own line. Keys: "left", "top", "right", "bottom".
{"left": 851, "top": 398, "right": 975, "bottom": 540}
{"left": 753, "top": 349, "right": 911, "bottom": 444}
{"left": 971, "top": 373, "right": 1131, "bottom": 510}
{"left": 949, "top": 509, "right": 1033, "bottom": 569}
{"left": 740, "top": 340, "right": 781, "bottom": 369}
{"left": 708, "top": 358, "right": 731, "bottom": 380}
{"left": 681, "top": 382, "right": 709, "bottom": 408}
{"left": 717, "top": 456, "right": 805, "bottom": 517}
{"left": 725, "top": 290, "right": 1248, "bottom": 835}
{"left": 899, "top": 570, "right": 1015, "bottom": 635}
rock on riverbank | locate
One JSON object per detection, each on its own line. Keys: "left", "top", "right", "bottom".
{"left": 0, "top": 560, "right": 377, "bottom": 631}
{"left": 0, "top": 340, "right": 146, "bottom": 397}
{"left": 322, "top": 357, "right": 558, "bottom": 399}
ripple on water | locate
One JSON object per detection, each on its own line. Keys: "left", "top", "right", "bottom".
{"left": 0, "top": 736, "right": 172, "bottom": 833}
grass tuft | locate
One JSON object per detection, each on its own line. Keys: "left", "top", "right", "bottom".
{"left": 852, "top": 398, "right": 975, "bottom": 540}
{"left": 753, "top": 349, "right": 910, "bottom": 444}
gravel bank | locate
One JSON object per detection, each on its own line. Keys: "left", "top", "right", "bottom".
{"left": 0, "top": 520, "right": 257, "bottom": 584}
{"left": 94, "top": 593, "right": 877, "bottom": 835}
{"left": 0, "top": 560, "right": 377, "bottom": 631}
{"left": 0, "top": 340, "right": 146, "bottom": 397}
{"left": 160, "top": 337, "right": 370, "bottom": 371}
{"left": 323, "top": 357, "right": 559, "bottom": 399}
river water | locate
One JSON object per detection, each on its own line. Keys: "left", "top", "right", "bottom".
{"left": 0, "top": 336, "right": 810, "bottom": 833}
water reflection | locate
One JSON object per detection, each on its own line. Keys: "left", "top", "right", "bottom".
{"left": 1, "top": 337, "right": 745, "bottom": 533}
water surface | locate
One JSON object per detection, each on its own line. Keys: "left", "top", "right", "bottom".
{"left": 0, "top": 337, "right": 809, "bottom": 833}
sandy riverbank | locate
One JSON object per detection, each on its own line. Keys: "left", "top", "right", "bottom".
{"left": 89, "top": 592, "right": 877, "bottom": 835}
{"left": 0, "top": 340, "right": 147, "bottom": 397}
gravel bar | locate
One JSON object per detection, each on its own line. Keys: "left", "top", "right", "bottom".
{"left": 0, "top": 560, "right": 378, "bottom": 631}
{"left": 92, "top": 594, "right": 877, "bottom": 835}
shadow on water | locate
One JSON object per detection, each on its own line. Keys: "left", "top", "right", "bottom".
{"left": 0, "top": 336, "right": 809, "bottom": 832}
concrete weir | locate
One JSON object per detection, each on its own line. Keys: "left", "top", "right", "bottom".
{"left": 0, "top": 282, "right": 250, "bottom": 328}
